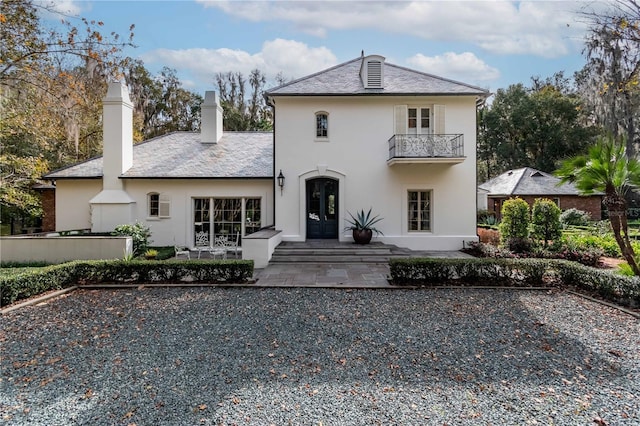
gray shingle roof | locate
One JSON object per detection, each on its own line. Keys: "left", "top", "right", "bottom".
{"left": 266, "top": 57, "right": 490, "bottom": 97}
{"left": 478, "top": 167, "right": 594, "bottom": 196}
{"left": 45, "top": 132, "right": 273, "bottom": 179}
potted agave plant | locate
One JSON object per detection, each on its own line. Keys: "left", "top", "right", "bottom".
{"left": 345, "top": 208, "right": 383, "bottom": 245}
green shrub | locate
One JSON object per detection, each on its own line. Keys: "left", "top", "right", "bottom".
{"left": 112, "top": 222, "right": 152, "bottom": 256}
{"left": 499, "top": 198, "right": 530, "bottom": 249}
{"left": 389, "top": 258, "right": 553, "bottom": 287}
{"left": 560, "top": 208, "right": 591, "bottom": 227}
{"left": 562, "top": 232, "right": 640, "bottom": 258}
{"left": 531, "top": 198, "right": 562, "bottom": 246}
{"left": 617, "top": 262, "right": 635, "bottom": 277}
{"left": 390, "top": 257, "right": 640, "bottom": 308}
{"left": 0, "top": 259, "right": 254, "bottom": 307}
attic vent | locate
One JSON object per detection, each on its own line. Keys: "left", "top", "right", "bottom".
{"left": 367, "top": 61, "right": 382, "bottom": 87}
{"left": 531, "top": 171, "right": 543, "bottom": 177}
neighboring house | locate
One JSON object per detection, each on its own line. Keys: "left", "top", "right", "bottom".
{"left": 478, "top": 167, "right": 603, "bottom": 220}
{"left": 45, "top": 53, "right": 489, "bottom": 253}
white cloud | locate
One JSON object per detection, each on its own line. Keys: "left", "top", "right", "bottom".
{"left": 197, "top": 0, "right": 588, "bottom": 58}
{"left": 36, "top": 0, "right": 83, "bottom": 18}
{"left": 140, "top": 39, "right": 338, "bottom": 89}
{"left": 407, "top": 52, "right": 500, "bottom": 83}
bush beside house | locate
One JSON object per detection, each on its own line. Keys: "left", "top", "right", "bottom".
{"left": 1, "top": 259, "right": 254, "bottom": 307}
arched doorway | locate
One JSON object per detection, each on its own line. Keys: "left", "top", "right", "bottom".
{"left": 306, "top": 177, "right": 338, "bottom": 239}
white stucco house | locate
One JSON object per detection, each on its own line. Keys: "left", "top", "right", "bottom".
{"left": 44, "top": 53, "right": 489, "bottom": 260}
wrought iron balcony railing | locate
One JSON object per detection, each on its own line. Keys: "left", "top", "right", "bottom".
{"left": 388, "top": 134, "right": 464, "bottom": 160}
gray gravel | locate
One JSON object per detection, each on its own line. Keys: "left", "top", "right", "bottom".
{"left": 1, "top": 287, "right": 638, "bottom": 425}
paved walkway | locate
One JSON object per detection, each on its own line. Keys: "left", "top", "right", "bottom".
{"left": 253, "top": 250, "right": 471, "bottom": 288}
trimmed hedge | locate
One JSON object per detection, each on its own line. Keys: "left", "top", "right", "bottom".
{"left": 1, "top": 259, "right": 254, "bottom": 307}
{"left": 390, "top": 257, "right": 640, "bottom": 308}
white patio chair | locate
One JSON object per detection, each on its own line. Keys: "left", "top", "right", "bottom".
{"left": 174, "top": 245, "right": 190, "bottom": 260}
{"left": 193, "top": 231, "right": 210, "bottom": 259}
{"left": 225, "top": 232, "right": 242, "bottom": 258}
{"left": 209, "top": 235, "right": 228, "bottom": 260}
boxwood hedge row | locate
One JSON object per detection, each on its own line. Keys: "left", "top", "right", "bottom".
{"left": 390, "top": 257, "right": 640, "bottom": 308}
{"left": 1, "top": 259, "right": 254, "bottom": 307}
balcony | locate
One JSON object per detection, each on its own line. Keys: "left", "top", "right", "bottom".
{"left": 387, "top": 134, "right": 465, "bottom": 165}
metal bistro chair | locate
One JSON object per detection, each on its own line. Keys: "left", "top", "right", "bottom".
{"left": 193, "top": 231, "right": 210, "bottom": 259}
{"left": 174, "top": 245, "right": 190, "bottom": 260}
{"left": 209, "top": 235, "right": 228, "bottom": 260}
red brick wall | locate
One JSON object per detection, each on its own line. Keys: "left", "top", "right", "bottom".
{"left": 488, "top": 195, "right": 602, "bottom": 221}
{"left": 40, "top": 188, "right": 56, "bottom": 232}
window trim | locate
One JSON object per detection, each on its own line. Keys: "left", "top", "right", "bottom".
{"left": 148, "top": 192, "right": 160, "bottom": 218}
{"left": 407, "top": 189, "right": 432, "bottom": 233}
{"left": 147, "top": 192, "right": 170, "bottom": 219}
{"left": 315, "top": 111, "right": 329, "bottom": 141}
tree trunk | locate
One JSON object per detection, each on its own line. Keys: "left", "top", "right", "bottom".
{"left": 606, "top": 195, "right": 640, "bottom": 275}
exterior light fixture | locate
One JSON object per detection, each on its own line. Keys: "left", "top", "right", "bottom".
{"left": 277, "top": 170, "right": 285, "bottom": 194}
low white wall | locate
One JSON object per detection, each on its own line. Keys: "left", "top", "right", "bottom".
{"left": 0, "top": 236, "right": 133, "bottom": 263}
{"left": 242, "top": 229, "right": 282, "bottom": 268}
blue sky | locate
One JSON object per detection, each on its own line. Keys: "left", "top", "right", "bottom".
{"left": 48, "top": 1, "right": 607, "bottom": 95}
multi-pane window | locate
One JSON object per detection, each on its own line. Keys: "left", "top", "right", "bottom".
{"left": 316, "top": 112, "right": 328, "bottom": 138}
{"left": 408, "top": 190, "right": 431, "bottom": 232}
{"left": 408, "top": 108, "right": 417, "bottom": 130}
{"left": 148, "top": 192, "right": 170, "bottom": 218}
{"left": 148, "top": 193, "right": 159, "bottom": 217}
{"left": 245, "top": 198, "right": 262, "bottom": 235}
{"left": 193, "top": 197, "right": 261, "bottom": 246}
{"left": 407, "top": 107, "right": 430, "bottom": 134}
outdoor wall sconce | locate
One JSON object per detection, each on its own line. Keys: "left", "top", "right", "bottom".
{"left": 277, "top": 170, "right": 285, "bottom": 194}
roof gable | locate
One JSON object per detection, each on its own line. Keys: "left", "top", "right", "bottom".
{"left": 479, "top": 167, "right": 591, "bottom": 196}
{"left": 266, "top": 55, "right": 490, "bottom": 97}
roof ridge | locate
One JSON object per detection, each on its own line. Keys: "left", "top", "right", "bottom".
{"left": 511, "top": 168, "right": 529, "bottom": 194}
{"left": 265, "top": 57, "right": 361, "bottom": 94}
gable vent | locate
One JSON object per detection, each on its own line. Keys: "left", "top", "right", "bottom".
{"left": 367, "top": 61, "right": 382, "bottom": 87}
{"left": 360, "top": 54, "right": 385, "bottom": 89}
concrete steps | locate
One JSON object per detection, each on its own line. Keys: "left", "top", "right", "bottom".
{"left": 270, "top": 241, "right": 398, "bottom": 264}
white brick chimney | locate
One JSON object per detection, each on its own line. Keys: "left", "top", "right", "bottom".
{"left": 89, "top": 82, "right": 135, "bottom": 232}
{"left": 102, "top": 82, "right": 133, "bottom": 188}
{"left": 201, "top": 91, "right": 223, "bottom": 143}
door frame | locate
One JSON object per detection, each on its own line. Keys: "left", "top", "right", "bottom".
{"left": 306, "top": 177, "right": 339, "bottom": 239}
{"left": 296, "top": 168, "right": 346, "bottom": 242}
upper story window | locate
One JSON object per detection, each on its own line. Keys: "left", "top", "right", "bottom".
{"left": 316, "top": 112, "right": 328, "bottom": 139}
{"left": 395, "top": 105, "right": 444, "bottom": 135}
{"left": 148, "top": 192, "right": 170, "bottom": 218}
{"left": 408, "top": 107, "right": 430, "bottom": 134}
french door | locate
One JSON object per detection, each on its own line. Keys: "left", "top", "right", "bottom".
{"left": 306, "top": 178, "right": 338, "bottom": 239}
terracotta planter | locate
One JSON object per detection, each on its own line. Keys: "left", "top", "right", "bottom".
{"left": 352, "top": 228, "right": 373, "bottom": 245}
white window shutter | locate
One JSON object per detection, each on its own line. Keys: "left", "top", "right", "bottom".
{"left": 159, "top": 194, "right": 171, "bottom": 218}
{"left": 394, "top": 105, "right": 407, "bottom": 135}
{"left": 434, "top": 105, "right": 446, "bottom": 134}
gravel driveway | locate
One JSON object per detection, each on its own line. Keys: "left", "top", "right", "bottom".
{"left": 1, "top": 287, "right": 638, "bottom": 425}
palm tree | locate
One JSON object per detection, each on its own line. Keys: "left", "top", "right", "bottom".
{"left": 555, "top": 134, "right": 640, "bottom": 275}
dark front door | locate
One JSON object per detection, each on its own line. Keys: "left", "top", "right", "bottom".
{"left": 306, "top": 178, "right": 338, "bottom": 239}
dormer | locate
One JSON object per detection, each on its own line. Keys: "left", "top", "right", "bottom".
{"left": 360, "top": 54, "right": 385, "bottom": 89}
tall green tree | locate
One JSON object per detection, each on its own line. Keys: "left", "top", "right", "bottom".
{"left": 215, "top": 69, "right": 272, "bottom": 131}
{"left": 555, "top": 134, "right": 640, "bottom": 275}
{"left": 578, "top": 0, "right": 640, "bottom": 156}
{"left": 478, "top": 77, "right": 595, "bottom": 182}
{"left": 0, "top": 0, "right": 133, "bottom": 219}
